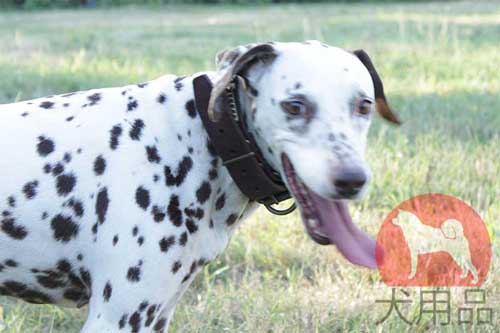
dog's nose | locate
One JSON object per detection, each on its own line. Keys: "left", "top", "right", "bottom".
{"left": 333, "top": 168, "right": 367, "bottom": 197}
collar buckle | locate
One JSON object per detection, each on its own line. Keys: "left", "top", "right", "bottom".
{"left": 193, "top": 74, "right": 296, "bottom": 216}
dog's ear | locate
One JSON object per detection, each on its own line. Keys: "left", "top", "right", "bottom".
{"left": 352, "top": 49, "right": 401, "bottom": 125}
{"left": 209, "top": 43, "right": 278, "bottom": 122}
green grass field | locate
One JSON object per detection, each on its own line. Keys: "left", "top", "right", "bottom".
{"left": 0, "top": 1, "right": 499, "bottom": 332}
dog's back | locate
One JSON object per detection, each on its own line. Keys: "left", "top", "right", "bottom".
{"left": 0, "top": 74, "right": 216, "bottom": 305}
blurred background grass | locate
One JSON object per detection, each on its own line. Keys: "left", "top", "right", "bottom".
{"left": 0, "top": 0, "right": 459, "bottom": 10}
{"left": 0, "top": 1, "right": 499, "bottom": 332}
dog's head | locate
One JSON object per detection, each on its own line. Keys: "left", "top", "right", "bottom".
{"left": 209, "top": 41, "right": 400, "bottom": 268}
{"left": 392, "top": 210, "right": 420, "bottom": 228}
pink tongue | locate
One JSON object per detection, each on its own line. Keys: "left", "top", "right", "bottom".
{"left": 310, "top": 192, "right": 378, "bottom": 269}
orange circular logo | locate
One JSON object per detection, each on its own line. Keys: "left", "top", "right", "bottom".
{"left": 376, "top": 194, "right": 491, "bottom": 286}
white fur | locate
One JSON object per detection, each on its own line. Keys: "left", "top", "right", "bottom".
{"left": 0, "top": 41, "right": 380, "bottom": 332}
{"left": 393, "top": 210, "right": 478, "bottom": 283}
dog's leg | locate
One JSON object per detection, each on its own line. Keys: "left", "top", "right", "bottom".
{"left": 80, "top": 279, "right": 181, "bottom": 333}
{"left": 466, "top": 260, "right": 479, "bottom": 284}
{"left": 81, "top": 315, "right": 121, "bottom": 333}
{"left": 408, "top": 253, "right": 418, "bottom": 279}
{"left": 81, "top": 300, "right": 175, "bottom": 333}
{"left": 459, "top": 261, "right": 468, "bottom": 279}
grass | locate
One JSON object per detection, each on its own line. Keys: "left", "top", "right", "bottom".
{"left": 0, "top": 1, "right": 499, "bottom": 332}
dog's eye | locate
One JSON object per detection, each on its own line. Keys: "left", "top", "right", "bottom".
{"left": 357, "top": 99, "right": 373, "bottom": 116}
{"left": 280, "top": 99, "right": 306, "bottom": 117}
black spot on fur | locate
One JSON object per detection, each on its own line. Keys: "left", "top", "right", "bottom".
{"left": 87, "top": 93, "right": 101, "bottom": 106}
{"left": 3, "top": 280, "right": 26, "bottom": 293}
{"left": 94, "top": 156, "right": 106, "bottom": 175}
{"left": 52, "top": 163, "right": 64, "bottom": 176}
{"left": 184, "top": 207, "right": 204, "bottom": 220}
{"left": 112, "top": 235, "right": 119, "bottom": 246}
{"left": 103, "top": 281, "right": 112, "bottom": 302}
{"left": 186, "top": 219, "right": 198, "bottom": 234}
{"left": 43, "top": 164, "right": 51, "bottom": 174}
{"left": 1, "top": 217, "right": 27, "bottom": 240}
{"left": 130, "top": 119, "right": 145, "bottom": 140}
{"left": 39, "top": 101, "right": 54, "bottom": 109}
{"left": 129, "top": 311, "right": 142, "bottom": 332}
{"left": 185, "top": 99, "right": 196, "bottom": 118}
{"left": 209, "top": 168, "right": 218, "bottom": 180}
{"left": 5, "top": 259, "right": 17, "bottom": 267}
{"left": 181, "top": 261, "right": 198, "bottom": 283}
{"left": 7, "top": 196, "right": 15, "bottom": 207}
{"left": 1, "top": 280, "right": 53, "bottom": 304}
{"left": 172, "top": 261, "right": 182, "bottom": 274}
{"left": 159, "top": 236, "right": 175, "bottom": 252}
{"left": 127, "top": 265, "right": 141, "bottom": 282}
{"left": 63, "top": 152, "right": 72, "bottom": 163}
{"left": 167, "top": 195, "right": 182, "bottom": 227}
{"left": 139, "top": 301, "right": 149, "bottom": 312}
{"left": 57, "top": 259, "right": 72, "bottom": 272}
{"left": 179, "top": 231, "right": 188, "bottom": 246}
{"left": 36, "top": 273, "right": 65, "bottom": 289}
{"left": 127, "top": 100, "right": 138, "bottom": 112}
{"left": 119, "top": 314, "right": 128, "bottom": 329}
{"left": 145, "top": 305, "right": 157, "bottom": 327}
{"left": 206, "top": 140, "right": 217, "bottom": 157}
{"left": 70, "top": 200, "right": 84, "bottom": 217}
{"left": 164, "top": 156, "right": 193, "bottom": 187}
{"left": 63, "top": 288, "right": 85, "bottom": 302}
{"left": 146, "top": 146, "right": 161, "bottom": 163}
{"left": 157, "top": 93, "right": 166, "bottom": 104}
{"left": 215, "top": 194, "right": 225, "bottom": 210}
{"left": 23, "top": 180, "right": 39, "bottom": 199}
{"left": 37, "top": 136, "right": 55, "bottom": 157}
{"left": 109, "top": 125, "right": 123, "bottom": 150}
{"left": 91, "top": 222, "right": 98, "bottom": 235}
{"left": 226, "top": 213, "right": 238, "bottom": 226}
{"left": 154, "top": 318, "right": 167, "bottom": 332}
{"left": 96, "top": 188, "right": 109, "bottom": 224}
{"left": 152, "top": 205, "right": 166, "bottom": 222}
{"left": 196, "top": 181, "right": 211, "bottom": 204}
{"left": 135, "top": 186, "right": 150, "bottom": 210}
{"left": 51, "top": 214, "right": 79, "bottom": 242}
{"left": 56, "top": 173, "right": 76, "bottom": 196}
{"left": 174, "top": 77, "right": 184, "bottom": 91}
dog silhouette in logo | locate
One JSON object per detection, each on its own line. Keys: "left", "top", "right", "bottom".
{"left": 392, "top": 210, "right": 478, "bottom": 283}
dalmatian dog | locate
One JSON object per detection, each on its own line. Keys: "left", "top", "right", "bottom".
{"left": 0, "top": 41, "right": 399, "bottom": 332}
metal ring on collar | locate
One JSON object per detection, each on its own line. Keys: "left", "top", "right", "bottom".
{"left": 264, "top": 201, "right": 297, "bottom": 215}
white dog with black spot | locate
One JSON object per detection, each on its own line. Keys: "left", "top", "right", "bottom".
{"left": 392, "top": 209, "right": 478, "bottom": 283}
{"left": 0, "top": 41, "right": 399, "bottom": 332}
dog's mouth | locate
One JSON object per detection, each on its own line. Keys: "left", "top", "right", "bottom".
{"left": 281, "top": 154, "right": 377, "bottom": 269}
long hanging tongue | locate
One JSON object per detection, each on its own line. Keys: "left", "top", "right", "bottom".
{"left": 310, "top": 192, "right": 378, "bottom": 269}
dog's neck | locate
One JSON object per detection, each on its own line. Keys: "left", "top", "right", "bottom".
{"left": 184, "top": 73, "right": 256, "bottom": 234}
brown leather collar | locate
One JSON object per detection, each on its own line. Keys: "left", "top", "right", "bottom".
{"left": 193, "top": 74, "right": 295, "bottom": 215}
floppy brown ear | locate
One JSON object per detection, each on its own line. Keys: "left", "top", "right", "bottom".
{"left": 352, "top": 49, "right": 401, "bottom": 125}
{"left": 208, "top": 43, "right": 277, "bottom": 122}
